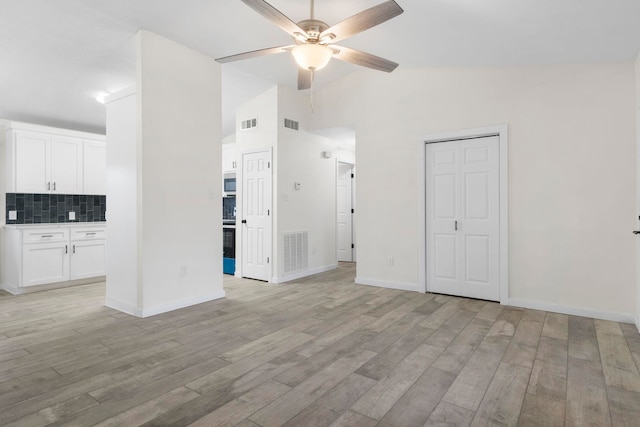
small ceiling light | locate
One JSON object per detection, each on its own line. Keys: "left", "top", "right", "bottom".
{"left": 292, "top": 44, "right": 333, "bottom": 71}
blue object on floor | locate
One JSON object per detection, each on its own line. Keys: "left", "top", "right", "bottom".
{"left": 223, "top": 257, "right": 235, "bottom": 275}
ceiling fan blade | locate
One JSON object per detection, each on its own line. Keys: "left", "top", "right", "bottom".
{"left": 241, "top": 0, "right": 308, "bottom": 39}
{"left": 215, "top": 45, "right": 294, "bottom": 63}
{"left": 332, "top": 45, "right": 399, "bottom": 72}
{"left": 298, "top": 68, "right": 312, "bottom": 90}
{"left": 320, "top": 1, "right": 403, "bottom": 44}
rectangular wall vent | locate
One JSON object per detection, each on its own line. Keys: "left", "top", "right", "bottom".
{"left": 240, "top": 118, "right": 257, "bottom": 130}
{"left": 284, "top": 118, "right": 299, "bottom": 131}
{"left": 283, "top": 231, "right": 308, "bottom": 274}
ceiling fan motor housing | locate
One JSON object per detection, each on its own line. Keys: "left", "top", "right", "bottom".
{"left": 296, "top": 19, "right": 331, "bottom": 43}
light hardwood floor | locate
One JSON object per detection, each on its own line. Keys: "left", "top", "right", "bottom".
{"left": 1, "top": 263, "right": 640, "bottom": 426}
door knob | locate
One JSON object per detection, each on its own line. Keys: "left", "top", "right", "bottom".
{"left": 633, "top": 231, "right": 640, "bottom": 235}
{"left": 242, "top": 219, "right": 247, "bottom": 224}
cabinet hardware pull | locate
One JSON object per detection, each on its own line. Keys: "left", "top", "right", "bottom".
{"left": 47, "top": 182, "right": 51, "bottom": 190}
{"left": 53, "top": 182, "right": 56, "bottom": 191}
{"left": 41, "top": 234, "right": 54, "bottom": 238}
{"left": 65, "top": 245, "right": 68, "bottom": 254}
{"left": 73, "top": 244, "right": 76, "bottom": 253}
{"left": 86, "top": 232, "right": 96, "bottom": 235}
{"left": 455, "top": 220, "right": 458, "bottom": 231}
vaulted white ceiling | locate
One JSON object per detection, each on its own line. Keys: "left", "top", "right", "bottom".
{"left": 2, "top": 0, "right": 640, "bottom": 137}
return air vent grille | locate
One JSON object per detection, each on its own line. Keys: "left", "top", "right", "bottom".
{"left": 240, "top": 118, "right": 257, "bottom": 130}
{"left": 284, "top": 118, "right": 299, "bottom": 131}
{"left": 283, "top": 231, "right": 308, "bottom": 274}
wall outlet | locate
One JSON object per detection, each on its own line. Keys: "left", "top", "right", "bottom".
{"left": 8, "top": 210, "right": 17, "bottom": 220}
{"left": 69, "top": 211, "right": 76, "bottom": 220}
{"left": 180, "top": 265, "right": 188, "bottom": 277}
{"left": 387, "top": 256, "right": 394, "bottom": 266}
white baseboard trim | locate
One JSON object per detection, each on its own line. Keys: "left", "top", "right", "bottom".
{"left": 141, "top": 290, "right": 226, "bottom": 318}
{"left": 105, "top": 297, "right": 140, "bottom": 317}
{"left": 508, "top": 298, "right": 636, "bottom": 324}
{"left": 106, "top": 290, "right": 226, "bottom": 318}
{"left": 355, "top": 277, "right": 419, "bottom": 292}
{"left": 0, "top": 282, "right": 19, "bottom": 295}
{"left": 272, "top": 264, "right": 338, "bottom": 284}
{"left": 635, "top": 316, "right": 640, "bottom": 333}
{"left": 2, "top": 277, "right": 106, "bottom": 296}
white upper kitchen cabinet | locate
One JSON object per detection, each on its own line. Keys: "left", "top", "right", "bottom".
{"left": 222, "top": 143, "right": 238, "bottom": 173}
{"left": 50, "top": 135, "right": 83, "bottom": 194}
{"left": 4, "top": 121, "right": 106, "bottom": 195}
{"left": 83, "top": 140, "right": 107, "bottom": 195}
{"left": 13, "top": 130, "right": 50, "bottom": 193}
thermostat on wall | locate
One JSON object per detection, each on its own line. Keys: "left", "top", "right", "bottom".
{"left": 294, "top": 182, "right": 301, "bottom": 190}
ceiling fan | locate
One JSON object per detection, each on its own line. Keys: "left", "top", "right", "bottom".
{"left": 216, "top": 0, "right": 404, "bottom": 90}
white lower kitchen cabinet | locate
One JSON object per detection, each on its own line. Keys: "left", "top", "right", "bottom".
{"left": 2, "top": 223, "right": 106, "bottom": 294}
{"left": 22, "top": 240, "right": 70, "bottom": 287}
{"left": 70, "top": 229, "right": 107, "bottom": 280}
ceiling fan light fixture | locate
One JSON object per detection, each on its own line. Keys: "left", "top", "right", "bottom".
{"left": 292, "top": 43, "right": 333, "bottom": 70}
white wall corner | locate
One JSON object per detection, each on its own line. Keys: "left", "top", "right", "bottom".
{"left": 105, "top": 297, "right": 140, "bottom": 317}
{"left": 139, "top": 290, "right": 226, "bottom": 318}
{"left": 0, "top": 282, "right": 19, "bottom": 295}
{"left": 272, "top": 264, "right": 338, "bottom": 284}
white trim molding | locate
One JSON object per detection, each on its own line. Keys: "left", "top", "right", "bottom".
{"left": 635, "top": 316, "right": 640, "bottom": 333}
{"left": 106, "top": 290, "right": 226, "bottom": 318}
{"left": 272, "top": 264, "right": 338, "bottom": 284}
{"left": 509, "top": 298, "right": 636, "bottom": 325}
{"left": 418, "top": 124, "right": 509, "bottom": 304}
{"left": 356, "top": 277, "right": 420, "bottom": 292}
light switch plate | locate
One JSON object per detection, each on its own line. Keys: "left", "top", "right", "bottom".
{"left": 69, "top": 211, "right": 76, "bottom": 220}
{"left": 8, "top": 210, "right": 17, "bottom": 220}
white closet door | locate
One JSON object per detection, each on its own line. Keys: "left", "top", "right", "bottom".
{"left": 241, "top": 151, "right": 272, "bottom": 281}
{"left": 426, "top": 136, "right": 500, "bottom": 301}
{"left": 337, "top": 162, "right": 354, "bottom": 262}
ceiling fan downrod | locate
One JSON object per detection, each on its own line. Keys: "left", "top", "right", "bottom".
{"left": 310, "top": 0, "right": 314, "bottom": 20}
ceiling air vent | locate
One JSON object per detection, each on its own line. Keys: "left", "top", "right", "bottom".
{"left": 240, "top": 118, "right": 257, "bottom": 130}
{"left": 284, "top": 118, "right": 299, "bottom": 131}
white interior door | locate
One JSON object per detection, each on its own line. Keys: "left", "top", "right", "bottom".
{"left": 426, "top": 136, "right": 500, "bottom": 301}
{"left": 337, "top": 162, "right": 354, "bottom": 262}
{"left": 241, "top": 151, "right": 272, "bottom": 281}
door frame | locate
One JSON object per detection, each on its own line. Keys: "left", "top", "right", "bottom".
{"left": 418, "top": 124, "right": 509, "bottom": 304}
{"left": 235, "top": 148, "right": 273, "bottom": 282}
{"left": 336, "top": 161, "right": 355, "bottom": 263}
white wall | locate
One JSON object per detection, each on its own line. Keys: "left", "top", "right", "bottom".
{"left": 137, "top": 30, "right": 223, "bottom": 314}
{"left": 106, "top": 30, "right": 223, "bottom": 317}
{"left": 234, "top": 85, "right": 355, "bottom": 282}
{"left": 105, "top": 89, "right": 139, "bottom": 312}
{"left": 636, "top": 53, "right": 640, "bottom": 329}
{"left": 0, "top": 124, "right": 5, "bottom": 287}
{"left": 311, "top": 64, "right": 636, "bottom": 320}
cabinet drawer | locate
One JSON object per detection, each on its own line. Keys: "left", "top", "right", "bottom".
{"left": 70, "top": 228, "right": 106, "bottom": 241}
{"left": 23, "top": 229, "right": 68, "bottom": 244}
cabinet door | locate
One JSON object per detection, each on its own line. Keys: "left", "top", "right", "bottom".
{"left": 222, "top": 145, "right": 237, "bottom": 172}
{"left": 83, "top": 140, "right": 107, "bottom": 195}
{"left": 70, "top": 240, "right": 106, "bottom": 280}
{"left": 51, "top": 135, "right": 83, "bottom": 193}
{"left": 15, "top": 131, "right": 51, "bottom": 193}
{"left": 22, "top": 242, "right": 69, "bottom": 286}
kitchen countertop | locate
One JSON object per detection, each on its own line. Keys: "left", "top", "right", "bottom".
{"left": 4, "top": 222, "right": 107, "bottom": 229}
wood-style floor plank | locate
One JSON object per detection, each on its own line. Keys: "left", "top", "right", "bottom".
{"left": 0, "top": 263, "right": 638, "bottom": 426}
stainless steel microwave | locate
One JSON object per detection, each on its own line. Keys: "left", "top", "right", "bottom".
{"left": 224, "top": 177, "right": 236, "bottom": 193}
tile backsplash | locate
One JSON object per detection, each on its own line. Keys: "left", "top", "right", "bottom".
{"left": 6, "top": 193, "right": 106, "bottom": 224}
